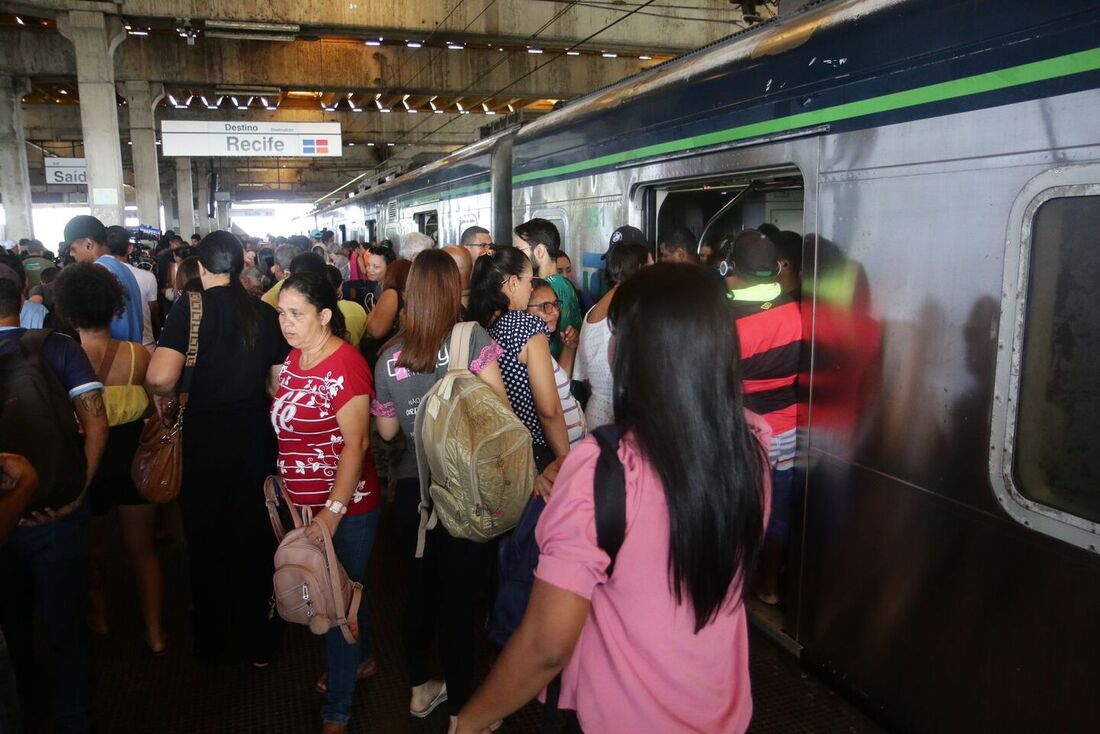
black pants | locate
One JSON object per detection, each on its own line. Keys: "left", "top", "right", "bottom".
{"left": 395, "top": 477, "right": 494, "bottom": 715}
{"left": 179, "top": 409, "right": 281, "bottom": 664}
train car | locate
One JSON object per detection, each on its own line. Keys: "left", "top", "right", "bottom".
{"left": 314, "top": 0, "right": 1100, "bottom": 730}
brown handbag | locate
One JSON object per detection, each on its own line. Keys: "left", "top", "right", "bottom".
{"left": 131, "top": 292, "right": 202, "bottom": 503}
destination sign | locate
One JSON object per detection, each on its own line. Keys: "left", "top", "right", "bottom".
{"left": 161, "top": 121, "right": 342, "bottom": 158}
{"left": 44, "top": 157, "right": 87, "bottom": 185}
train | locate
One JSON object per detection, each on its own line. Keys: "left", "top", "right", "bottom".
{"left": 307, "top": 0, "right": 1100, "bottom": 731}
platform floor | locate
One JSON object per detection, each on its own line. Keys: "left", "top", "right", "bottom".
{"left": 23, "top": 503, "right": 886, "bottom": 733}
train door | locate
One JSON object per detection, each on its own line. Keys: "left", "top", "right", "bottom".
{"left": 640, "top": 165, "right": 807, "bottom": 646}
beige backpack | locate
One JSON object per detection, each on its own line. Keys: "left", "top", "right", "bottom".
{"left": 263, "top": 476, "right": 361, "bottom": 644}
{"left": 413, "top": 321, "right": 535, "bottom": 557}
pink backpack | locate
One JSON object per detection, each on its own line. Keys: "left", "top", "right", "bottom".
{"left": 263, "top": 476, "right": 361, "bottom": 644}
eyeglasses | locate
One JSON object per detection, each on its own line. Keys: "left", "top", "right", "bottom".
{"left": 527, "top": 299, "right": 561, "bottom": 316}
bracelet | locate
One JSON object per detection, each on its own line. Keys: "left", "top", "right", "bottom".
{"left": 325, "top": 499, "right": 348, "bottom": 515}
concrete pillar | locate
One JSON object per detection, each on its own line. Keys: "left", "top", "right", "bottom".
{"left": 57, "top": 11, "right": 126, "bottom": 225}
{"left": 161, "top": 187, "right": 177, "bottom": 232}
{"left": 124, "top": 81, "right": 164, "bottom": 229}
{"left": 216, "top": 197, "right": 229, "bottom": 231}
{"left": 0, "top": 76, "right": 33, "bottom": 240}
{"left": 175, "top": 157, "right": 194, "bottom": 235}
{"left": 196, "top": 171, "right": 211, "bottom": 235}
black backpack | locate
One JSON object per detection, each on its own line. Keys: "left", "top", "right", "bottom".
{"left": 0, "top": 330, "right": 87, "bottom": 513}
{"left": 488, "top": 425, "right": 627, "bottom": 648}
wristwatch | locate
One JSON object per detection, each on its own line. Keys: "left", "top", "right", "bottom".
{"left": 325, "top": 499, "right": 348, "bottom": 515}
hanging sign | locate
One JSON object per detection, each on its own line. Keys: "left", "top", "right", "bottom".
{"left": 160, "top": 121, "right": 342, "bottom": 157}
{"left": 44, "top": 157, "right": 87, "bottom": 185}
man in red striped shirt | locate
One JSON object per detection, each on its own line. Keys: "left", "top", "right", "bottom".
{"left": 723, "top": 230, "right": 802, "bottom": 605}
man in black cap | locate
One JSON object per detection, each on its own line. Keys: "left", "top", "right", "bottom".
{"left": 722, "top": 230, "right": 802, "bottom": 606}
{"left": 64, "top": 215, "right": 144, "bottom": 343}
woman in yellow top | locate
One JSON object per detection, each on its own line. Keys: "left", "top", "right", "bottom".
{"left": 54, "top": 264, "right": 166, "bottom": 655}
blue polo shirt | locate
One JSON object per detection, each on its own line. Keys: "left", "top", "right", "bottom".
{"left": 96, "top": 255, "right": 144, "bottom": 342}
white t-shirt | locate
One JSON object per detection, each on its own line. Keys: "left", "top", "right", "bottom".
{"left": 125, "top": 262, "right": 158, "bottom": 350}
{"left": 573, "top": 307, "right": 614, "bottom": 430}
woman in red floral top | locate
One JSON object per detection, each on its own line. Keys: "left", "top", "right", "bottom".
{"left": 271, "top": 271, "right": 381, "bottom": 734}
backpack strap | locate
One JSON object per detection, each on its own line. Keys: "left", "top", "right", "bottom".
{"left": 18, "top": 328, "right": 52, "bottom": 358}
{"left": 412, "top": 387, "right": 438, "bottom": 559}
{"left": 95, "top": 339, "right": 121, "bottom": 385}
{"left": 591, "top": 424, "right": 627, "bottom": 576}
{"left": 263, "top": 475, "right": 304, "bottom": 542}
{"left": 449, "top": 321, "right": 476, "bottom": 372}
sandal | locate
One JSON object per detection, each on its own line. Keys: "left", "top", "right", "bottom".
{"left": 314, "top": 658, "right": 378, "bottom": 694}
{"left": 410, "top": 682, "right": 448, "bottom": 718}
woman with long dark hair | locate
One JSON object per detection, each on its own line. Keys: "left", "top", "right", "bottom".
{"left": 272, "top": 272, "right": 381, "bottom": 734}
{"left": 147, "top": 230, "right": 288, "bottom": 666}
{"left": 467, "top": 246, "right": 569, "bottom": 473}
{"left": 370, "top": 250, "right": 507, "bottom": 725}
{"left": 454, "top": 264, "right": 770, "bottom": 734}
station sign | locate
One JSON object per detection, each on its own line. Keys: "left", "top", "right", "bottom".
{"left": 44, "top": 157, "right": 87, "bottom": 185}
{"left": 161, "top": 121, "right": 342, "bottom": 158}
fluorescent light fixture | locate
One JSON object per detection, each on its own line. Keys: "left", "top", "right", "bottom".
{"left": 167, "top": 94, "right": 178, "bottom": 106}
{"left": 351, "top": 106, "right": 362, "bottom": 112}
{"left": 128, "top": 30, "right": 149, "bottom": 36}
{"left": 407, "top": 108, "right": 418, "bottom": 113}
{"left": 15, "top": 16, "right": 24, "bottom": 25}
{"left": 374, "top": 93, "right": 382, "bottom": 100}
{"left": 205, "top": 31, "right": 296, "bottom": 42}
{"left": 205, "top": 20, "right": 299, "bottom": 33}
{"left": 527, "top": 48, "right": 543, "bottom": 54}
{"left": 601, "top": 52, "right": 618, "bottom": 58}
{"left": 455, "top": 101, "right": 464, "bottom": 112}
{"left": 387, "top": 143, "right": 395, "bottom": 147}
{"left": 367, "top": 142, "right": 375, "bottom": 146}
{"left": 348, "top": 142, "right": 355, "bottom": 146}
{"left": 639, "top": 55, "right": 652, "bottom": 60}
{"left": 447, "top": 43, "right": 462, "bottom": 50}
{"left": 380, "top": 107, "right": 391, "bottom": 113}
{"left": 434, "top": 109, "right": 444, "bottom": 114}
{"left": 406, "top": 40, "right": 422, "bottom": 48}
{"left": 507, "top": 103, "right": 515, "bottom": 112}
{"left": 365, "top": 37, "right": 382, "bottom": 46}
{"left": 230, "top": 96, "right": 240, "bottom": 106}
{"left": 566, "top": 50, "right": 580, "bottom": 56}
{"left": 259, "top": 97, "right": 268, "bottom": 106}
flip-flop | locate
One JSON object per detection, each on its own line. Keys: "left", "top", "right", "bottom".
{"left": 409, "top": 682, "right": 448, "bottom": 718}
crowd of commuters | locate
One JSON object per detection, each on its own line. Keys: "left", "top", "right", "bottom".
{"left": 0, "top": 210, "right": 802, "bottom": 733}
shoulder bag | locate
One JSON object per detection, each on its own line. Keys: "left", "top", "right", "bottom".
{"left": 131, "top": 291, "right": 202, "bottom": 503}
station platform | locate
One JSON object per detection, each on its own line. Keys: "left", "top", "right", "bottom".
{"left": 26, "top": 504, "right": 886, "bottom": 733}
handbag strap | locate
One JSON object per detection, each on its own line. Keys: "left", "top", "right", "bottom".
{"left": 179, "top": 291, "right": 203, "bottom": 408}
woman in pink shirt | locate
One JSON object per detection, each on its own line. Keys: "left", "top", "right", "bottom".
{"left": 454, "top": 263, "right": 771, "bottom": 734}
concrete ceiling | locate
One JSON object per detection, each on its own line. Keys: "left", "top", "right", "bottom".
{"left": 0, "top": 0, "right": 779, "bottom": 204}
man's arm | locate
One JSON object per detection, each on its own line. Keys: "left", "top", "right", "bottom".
{"left": 74, "top": 390, "right": 109, "bottom": 493}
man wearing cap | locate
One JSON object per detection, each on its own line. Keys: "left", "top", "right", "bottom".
{"left": 512, "top": 218, "right": 581, "bottom": 357}
{"left": 722, "top": 229, "right": 802, "bottom": 606}
{"left": 65, "top": 215, "right": 144, "bottom": 343}
{"left": 106, "top": 226, "right": 159, "bottom": 351}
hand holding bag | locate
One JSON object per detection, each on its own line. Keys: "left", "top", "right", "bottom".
{"left": 131, "top": 291, "right": 202, "bottom": 503}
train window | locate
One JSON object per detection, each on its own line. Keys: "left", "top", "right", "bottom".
{"left": 651, "top": 168, "right": 804, "bottom": 265}
{"left": 993, "top": 170, "right": 1100, "bottom": 553}
{"left": 415, "top": 210, "right": 438, "bottom": 242}
{"left": 1015, "top": 196, "right": 1100, "bottom": 524}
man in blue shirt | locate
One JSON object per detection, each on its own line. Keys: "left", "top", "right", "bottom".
{"left": 64, "top": 215, "right": 143, "bottom": 342}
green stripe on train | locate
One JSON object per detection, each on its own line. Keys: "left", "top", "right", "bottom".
{"left": 512, "top": 47, "right": 1100, "bottom": 185}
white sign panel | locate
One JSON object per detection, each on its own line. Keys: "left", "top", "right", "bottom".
{"left": 161, "top": 121, "right": 342, "bottom": 158}
{"left": 44, "top": 157, "right": 87, "bottom": 185}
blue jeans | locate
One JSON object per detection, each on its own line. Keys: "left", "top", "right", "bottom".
{"left": 0, "top": 503, "right": 91, "bottom": 734}
{"left": 321, "top": 508, "right": 381, "bottom": 726}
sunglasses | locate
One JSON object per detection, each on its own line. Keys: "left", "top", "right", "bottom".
{"left": 527, "top": 299, "right": 562, "bottom": 316}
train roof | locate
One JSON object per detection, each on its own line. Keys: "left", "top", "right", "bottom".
{"left": 317, "top": 0, "right": 1100, "bottom": 213}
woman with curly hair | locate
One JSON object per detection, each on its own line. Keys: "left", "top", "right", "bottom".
{"left": 54, "top": 263, "right": 166, "bottom": 654}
